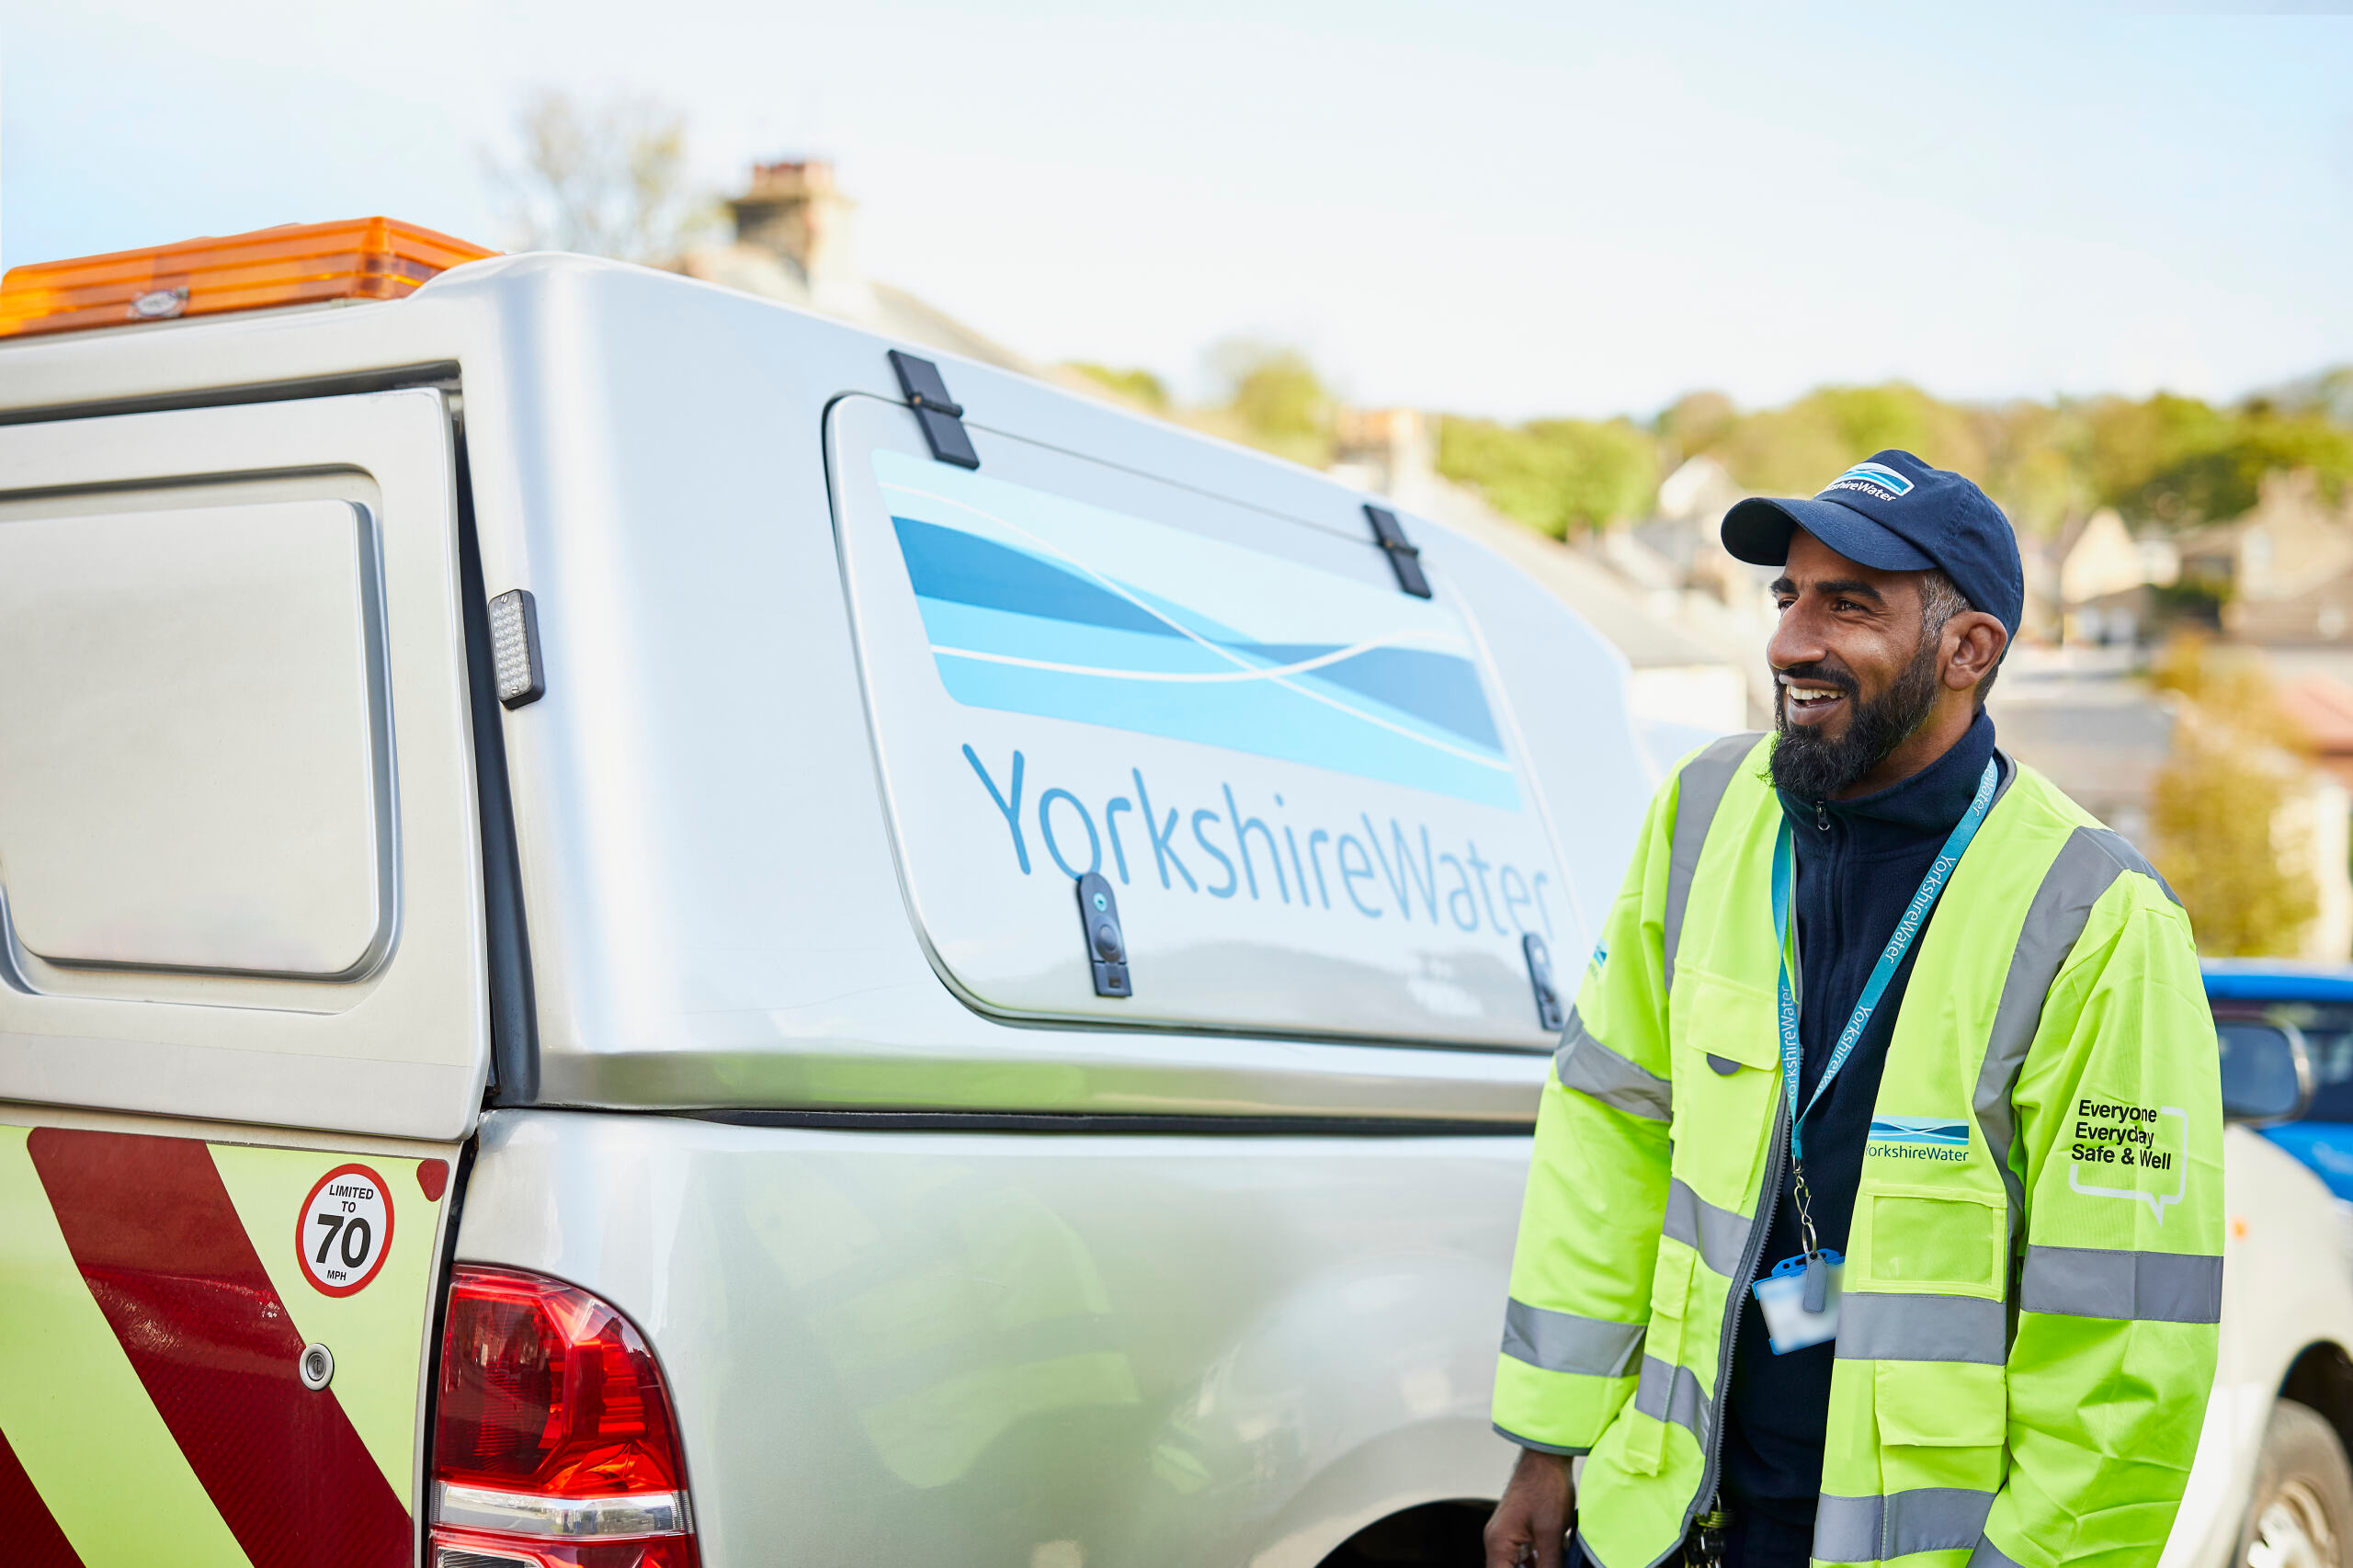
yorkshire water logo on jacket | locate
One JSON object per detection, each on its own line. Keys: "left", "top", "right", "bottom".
{"left": 1865, "top": 1115, "right": 1971, "bottom": 1164}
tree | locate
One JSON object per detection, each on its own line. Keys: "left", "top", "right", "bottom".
{"left": 1437, "top": 415, "right": 1658, "bottom": 537}
{"left": 1972, "top": 398, "right": 2092, "bottom": 539}
{"left": 2148, "top": 634, "right": 2320, "bottom": 957}
{"left": 1064, "top": 362, "right": 1170, "bottom": 413}
{"left": 2074, "top": 392, "right": 2353, "bottom": 527}
{"left": 2254, "top": 365, "right": 2353, "bottom": 426}
{"left": 1654, "top": 390, "right": 1736, "bottom": 472}
{"left": 1198, "top": 339, "right": 1336, "bottom": 467}
{"left": 486, "top": 91, "right": 713, "bottom": 264}
{"left": 1709, "top": 382, "right": 1987, "bottom": 499}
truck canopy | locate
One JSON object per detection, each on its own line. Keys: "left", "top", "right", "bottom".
{"left": 0, "top": 253, "right": 1659, "bottom": 1134}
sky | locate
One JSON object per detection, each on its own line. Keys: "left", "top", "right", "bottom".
{"left": 6, "top": 1, "right": 2352, "bottom": 419}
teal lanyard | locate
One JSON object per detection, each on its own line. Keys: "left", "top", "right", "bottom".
{"left": 1771, "top": 758, "right": 1998, "bottom": 1178}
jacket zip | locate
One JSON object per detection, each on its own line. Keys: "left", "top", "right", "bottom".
{"left": 1683, "top": 1091, "right": 1790, "bottom": 1550}
{"left": 1703, "top": 803, "right": 1815, "bottom": 1534}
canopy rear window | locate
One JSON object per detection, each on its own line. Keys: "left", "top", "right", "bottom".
{"left": 828, "top": 394, "right": 1569, "bottom": 1048}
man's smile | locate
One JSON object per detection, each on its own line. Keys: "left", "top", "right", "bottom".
{"left": 1779, "top": 676, "right": 1848, "bottom": 727}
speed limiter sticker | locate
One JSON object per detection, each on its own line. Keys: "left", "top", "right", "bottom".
{"left": 297, "top": 1163, "right": 395, "bottom": 1296}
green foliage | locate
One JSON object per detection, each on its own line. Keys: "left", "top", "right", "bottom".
{"left": 1972, "top": 400, "right": 2092, "bottom": 538}
{"left": 2154, "top": 732, "right": 2318, "bottom": 958}
{"left": 1064, "top": 362, "right": 1170, "bottom": 412}
{"left": 2149, "top": 635, "right": 2320, "bottom": 957}
{"left": 1655, "top": 391, "right": 1736, "bottom": 466}
{"left": 1650, "top": 380, "right": 2352, "bottom": 540}
{"left": 1142, "top": 336, "right": 2353, "bottom": 545}
{"left": 2081, "top": 392, "right": 2234, "bottom": 521}
{"left": 2146, "top": 578, "right": 2226, "bottom": 631}
{"left": 2258, "top": 365, "right": 2353, "bottom": 426}
{"left": 1202, "top": 339, "right": 1335, "bottom": 467}
{"left": 2073, "top": 395, "right": 2353, "bottom": 528}
{"left": 1698, "top": 382, "right": 1989, "bottom": 499}
{"left": 1436, "top": 415, "right": 1659, "bottom": 537}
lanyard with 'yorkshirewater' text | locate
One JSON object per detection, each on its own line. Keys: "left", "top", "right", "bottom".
{"left": 1771, "top": 756, "right": 1998, "bottom": 1262}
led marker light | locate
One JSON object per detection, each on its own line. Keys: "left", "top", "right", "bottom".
{"left": 488, "top": 589, "right": 545, "bottom": 709}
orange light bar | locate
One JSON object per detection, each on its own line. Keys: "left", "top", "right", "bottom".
{"left": 0, "top": 217, "right": 497, "bottom": 340}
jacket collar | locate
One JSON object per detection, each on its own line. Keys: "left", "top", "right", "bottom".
{"left": 1776, "top": 707, "right": 2000, "bottom": 847}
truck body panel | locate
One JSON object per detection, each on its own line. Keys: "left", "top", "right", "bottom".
{"left": 455, "top": 1108, "right": 1525, "bottom": 1567}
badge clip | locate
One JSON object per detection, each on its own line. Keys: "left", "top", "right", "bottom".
{"left": 1752, "top": 1249, "right": 1843, "bottom": 1355}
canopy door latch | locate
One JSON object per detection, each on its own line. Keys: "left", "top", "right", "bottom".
{"left": 1364, "top": 504, "right": 1431, "bottom": 597}
{"left": 1522, "top": 933, "right": 1565, "bottom": 1032}
{"left": 1076, "top": 871, "right": 1131, "bottom": 998}
{"left": 888, "top": 349, "right": 980, "bottom": 470}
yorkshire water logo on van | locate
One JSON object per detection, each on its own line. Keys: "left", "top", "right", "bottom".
{"left": 1867, "top": 1116, "right": 1970, "bottom": 1163}
{"left": 881, "top": 455, "right": 1518, "bottom": 810}
{"left": 1819, "top": 462, "right": 1915, "bottom": 502}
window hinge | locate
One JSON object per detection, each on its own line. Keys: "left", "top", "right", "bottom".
{"left": 1364, "top": 504, "right": 1432, "bottom": 598}
{"left": 888, "top": 349, "right": 980, "bottom": 470}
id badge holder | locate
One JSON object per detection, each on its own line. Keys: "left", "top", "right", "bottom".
{"left": 1751, "top": 1249, "right": 1843, "bottom": 1354}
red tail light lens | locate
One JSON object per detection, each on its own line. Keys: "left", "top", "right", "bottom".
{"left": 431, "top": 1265, "right": 698, "bottom": 1568}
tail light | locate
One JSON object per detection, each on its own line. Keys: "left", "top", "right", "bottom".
{"left": 430, "top": 1265, "right": 699, "bottom": 1568}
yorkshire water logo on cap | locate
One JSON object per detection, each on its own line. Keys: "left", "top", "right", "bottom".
{"left": 1819, "top": 461, "right": 1915, "bottom": 502}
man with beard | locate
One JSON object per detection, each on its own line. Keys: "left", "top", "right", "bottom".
{"left": 1484, "top": 451, "right": 2220, "bottom": 1568}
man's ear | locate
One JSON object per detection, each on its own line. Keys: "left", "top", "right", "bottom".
{"left": 1944, "top": 611, "right": 2007, "bottom": 692}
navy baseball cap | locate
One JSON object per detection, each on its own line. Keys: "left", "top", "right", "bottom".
{"left": 1721, "top": 449, "right": 2024, "bottom": 636}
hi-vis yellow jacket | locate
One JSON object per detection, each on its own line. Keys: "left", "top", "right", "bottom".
{"left": 1495, "top": 733, "right": 2222, "bottom": 1568}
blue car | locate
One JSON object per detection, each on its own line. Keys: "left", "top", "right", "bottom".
{"left": 2205, "top": 960, "right": 2353, "bottom": 1197}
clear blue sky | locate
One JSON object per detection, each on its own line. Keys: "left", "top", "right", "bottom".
{"left": 7, "top": 2, "right": 2350, "bottom": 419}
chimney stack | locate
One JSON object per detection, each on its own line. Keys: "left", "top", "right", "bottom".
{"left": 728, "top": 160, "right": 862, "bottom": 309}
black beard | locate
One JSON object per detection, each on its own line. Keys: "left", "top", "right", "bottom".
{"left": 1769, "top": 635, "right": 1944, "bottom": 801}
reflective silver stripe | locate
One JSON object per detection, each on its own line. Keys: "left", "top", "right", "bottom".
{"left": 1834, "top": 1291, "right": 2008, "bottom": 1364}
{"left": 1967, "top": 1534, "right": 2029, "bottom": 1568}
{"left": 1553, "top": 1008, "right": 1673, "bottom": 1122}
{"left": 1631, "top": 1354, "right": 1710, "bottom": 1444}
{"left": 1973, "top": 821, "right": 2170, "bottom": 1236}
{"left": 1664, "top": 1178, "right": 1752, "bottom": 1278}
{"left": 1501, "top": 1299, "right": 1647, "bottom": 1378}
{"left": 2020, "top": 1244, "right": 2222, "bottom": 1324}
{"left": 1813, "top": 1488, "right": 1997, "bottom": 1563}
{"left": 1662, "top": 733, "right": 1759, "bottom": 994}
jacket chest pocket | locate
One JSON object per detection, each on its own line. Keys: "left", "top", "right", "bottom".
{"left": 1667, "top": 964, "right": 1779, "bottom": 1078}
{"left": 1851, "top": 1189, "right": 2007, "bottom": 1298}
{"left": 1667, "top": 964, "right": 1779, "bottom": 1189}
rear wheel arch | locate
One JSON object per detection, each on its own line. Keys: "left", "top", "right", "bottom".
{"left": 1314, "top": 1500, "right": 1494, "bottom": 1568}
{"left": 2238, "top": 1394, "right": 2353, "bottom": 1568}
{"left": 2280, "top": 1341, "right": 2353, "bottom": 1453}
